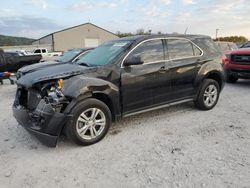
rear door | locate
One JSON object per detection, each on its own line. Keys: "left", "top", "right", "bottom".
{"left": 166, "top": 38, "right": 203, "bottom": 100}
{"left": 121, "top": 39, "right": 168, "bottom": 114}
{"left": 4, "top": 53, "right": 20, "bottom": 72}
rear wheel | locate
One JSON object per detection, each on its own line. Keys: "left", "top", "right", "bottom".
{"left": 227, "top": 75, "right": 238, "bottom": 83}
{"left": 195, "top": 79, "right": 220, "bottom": 110}
{"left": 66, "top": 98, "right": 111, "bottom": 146}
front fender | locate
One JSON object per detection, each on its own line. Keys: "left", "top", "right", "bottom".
{"left": 62, "top": 75, "right": 121, "bottom": 118}
{"left": 62, "top": 76, "right": 119, "bottom": 98}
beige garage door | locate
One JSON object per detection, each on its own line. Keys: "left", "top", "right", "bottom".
{"left": 84, "top": 38, "right": 99, "bottom": 48}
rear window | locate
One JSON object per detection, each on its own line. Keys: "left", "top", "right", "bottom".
{"left": 217, "top": 43, "right": 230, "bottom": 52}
{"left": 229, "top": 43, "right": 238, "bottom": 50}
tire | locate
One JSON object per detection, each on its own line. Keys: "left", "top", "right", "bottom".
{"left": 66, "top": 98, "right": 112, "bottom": 146}
{"left": 227, "top": 75, "right": 238, "bottom": 83}
{"left": 194, "top": 79, "right": 220, "bottom": 110}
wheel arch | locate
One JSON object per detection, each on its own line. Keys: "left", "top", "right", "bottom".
{"left": 62, "top": 76, "right": 121, "bottom": 122}
{"left": 194, "top": 70, "right": 225, "bottom": 101}
{"left": 92, "top": 92, "right": 117, "bottom": 122}
{"left": 203, "top": 71, "right": 224, "bottom": 90}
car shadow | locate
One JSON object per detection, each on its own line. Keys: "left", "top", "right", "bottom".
{"left": 57, "top": 102, "right": 196, "bottom": 149}
{"left": 226, "top": 79, "right": 250, "bottom": 88}
{"left": 112, "top": 102, "right": 196, "bottom": 130}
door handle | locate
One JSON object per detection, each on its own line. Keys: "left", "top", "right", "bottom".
{"left": 158, "top": 66, "right": 169, "bottom": 73}
{"left": 197, "top": 59, "right": 204, "bottom": 64}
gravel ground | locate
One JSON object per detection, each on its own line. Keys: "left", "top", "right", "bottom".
{"left": 0, "top": 79, "right": 250, "bottom": 188}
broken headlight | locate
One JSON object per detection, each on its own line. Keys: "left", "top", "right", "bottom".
{"left": 42, "top": 79, "right": 67, "bottom": 104}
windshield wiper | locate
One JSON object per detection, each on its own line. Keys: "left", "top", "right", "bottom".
{"left": 78, "top": 62, "right": 90, "bottom": 67}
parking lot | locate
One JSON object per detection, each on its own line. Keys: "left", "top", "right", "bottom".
{"left": 0, "top": 80, "right": 250, "bottom": 188}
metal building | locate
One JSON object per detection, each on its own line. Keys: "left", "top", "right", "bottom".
{"left": 32, "top": 23, "right": 119, "bottom": 52}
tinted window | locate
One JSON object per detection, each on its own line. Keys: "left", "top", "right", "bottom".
{"left": 34, "top": 49, "right": 41, "bottom": 53}
{"left": 127, "top": 39, "right": 164, "bottom": 63}
{"left": 167, "top": 39, "right": 200, "bottom": 59}
{"left": 195, "top": 38, "right": 220, "bottom": 56}
{"left": 42, "top": 49, "right": 46, "bottom": 53}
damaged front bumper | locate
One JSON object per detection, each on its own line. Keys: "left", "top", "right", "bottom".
{"left": 13, "top": 90, "right": 71, "bottom": 147}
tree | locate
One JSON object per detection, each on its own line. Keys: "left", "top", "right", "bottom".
{"left": 214, "top": 36, "right": 248, "bottom": 43}
{"left": 136, "top": 29, "right": 145, "bottom": 35}
{"left": 117, "top": 29, "right": 164, "bottom": 38}
{"left": 116, "top": 31, "right": 133, "bottom": 38}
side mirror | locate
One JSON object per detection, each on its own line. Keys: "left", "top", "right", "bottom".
{"left": 123, "top": 56, "right": 144, "bottom": 66}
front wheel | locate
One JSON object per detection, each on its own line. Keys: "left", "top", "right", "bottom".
{"left": 66, "top": 98, "right": 112, "bottom": 146}
{"left": 194, "top": 79, "right": 220, "bottom": 110}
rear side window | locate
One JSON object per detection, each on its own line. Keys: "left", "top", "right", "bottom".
{"left": 167, "top": 39, "right": 202, "bottom": 60}
{"left": 194, "top": 45, "right": 202, "bottom": 56}
{"left": 195, "top": 38, "right": 220, "bottom": 56}
{"left": 127, "top": 39, "right": 164, "bottom": 63}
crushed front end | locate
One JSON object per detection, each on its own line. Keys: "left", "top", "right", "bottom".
{"left": 12, "top": 79, "right": 71, "bottom": 147}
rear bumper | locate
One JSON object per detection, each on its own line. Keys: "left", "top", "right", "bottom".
{"left": 12, "top": 100, "right": 71, "bottom": 147}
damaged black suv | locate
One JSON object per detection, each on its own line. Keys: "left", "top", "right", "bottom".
{"left": 13, "top": 35, "right": 225, "bottom": 147}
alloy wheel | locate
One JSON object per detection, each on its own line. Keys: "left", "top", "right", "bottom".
{"left": 76, "top": 108, "right": 106, "bottom": 140}
{"left": 203, "top": 84, "right": 218, "bottom": 107}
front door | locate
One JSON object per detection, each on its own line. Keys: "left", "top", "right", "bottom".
{"left": 121, "top": 39, "right": 169, "bottom": 114}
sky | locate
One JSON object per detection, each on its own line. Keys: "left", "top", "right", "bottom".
{"left": 0, "top": 0, "right": 249, "bottom": 39}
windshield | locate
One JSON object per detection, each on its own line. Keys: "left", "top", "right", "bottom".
{"left": 77, "top": 40, "right": 132, "bottom": 66}
{"left": 57, "top": 49, "right": 83, "bottom": 63}
{"left": 242, "top": 41, "right": 250, "bottom": 48}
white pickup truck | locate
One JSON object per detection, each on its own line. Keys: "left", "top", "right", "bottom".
{"left": 33, "top": 48, "right": 63, "bottom": 61}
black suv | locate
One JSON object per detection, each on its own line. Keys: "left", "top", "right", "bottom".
{"left": 13, "top": 35, "right": 225, "bottom": 147}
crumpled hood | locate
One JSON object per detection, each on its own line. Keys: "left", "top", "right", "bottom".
{"left": 17, "top": 62, "right": 96, "bottom": 88}
{"left": 18, "top": 61, "right": 59, "bottom": 75}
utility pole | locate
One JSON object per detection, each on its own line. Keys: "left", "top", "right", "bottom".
{"left": 184, "top": 26, "right": 189, "bottom": 35}
{"left": 216, "top": 29, "right": 219, "bottom": 40}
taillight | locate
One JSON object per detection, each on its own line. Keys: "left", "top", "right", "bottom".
{"left": 3, "top": 72, "right": 11, "bottom": 77}
{"left": 222, "top": 53, "right": 231, "bottom": 66}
